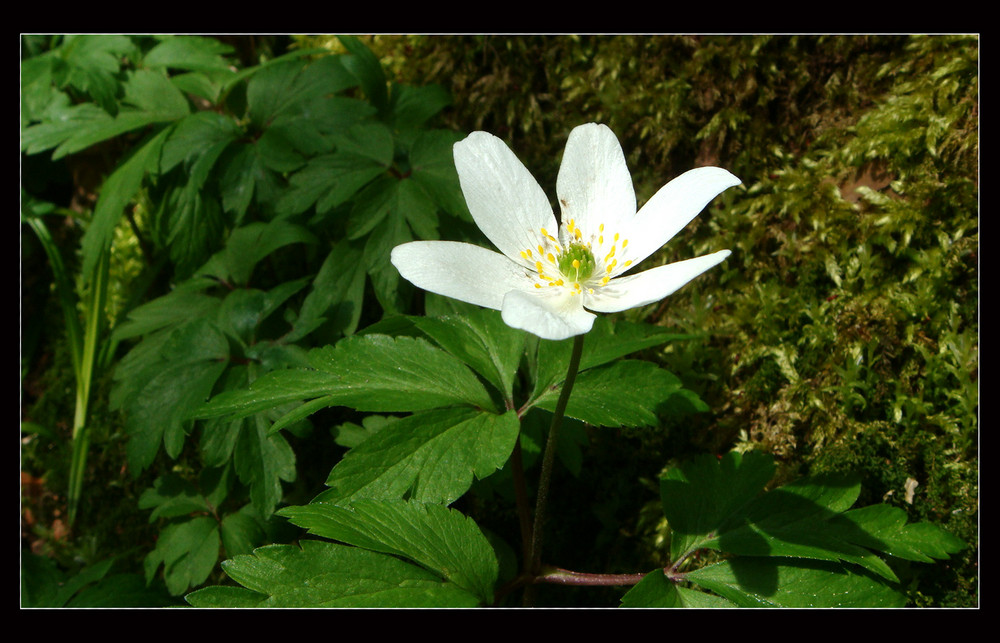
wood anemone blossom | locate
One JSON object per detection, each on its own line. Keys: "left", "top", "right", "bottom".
{"left": 391, "top": 123, "right": 741, "bottom": 341}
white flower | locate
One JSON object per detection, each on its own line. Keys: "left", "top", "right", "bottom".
{"left": 390, "top": 123, "right": 741, "bottom": 341}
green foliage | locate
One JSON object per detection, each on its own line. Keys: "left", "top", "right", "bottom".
{"left": 21, "top": 553, "right": 174, "bottom": 607}
{"left": 620, "top": 451, "right": 962, "bottom": 607}
{"left": 22, "top": 34, "right": 469, "bottom": 597}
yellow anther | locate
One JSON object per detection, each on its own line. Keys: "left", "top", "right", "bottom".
{"left": 535, "top": 261, "right": 544, "bottom": 272}
{"left": 540, "top": 227, "right": 549, "bottom": 237}
{"left": 624, "top": 260, "right": 632, "bottom": 267}
{"left": 622, "top": 239, "right": 628, "bottom": 248}
{"left": 547, "top": 253, "right": 555, "bottom": 264}
{"left": 601, "top": 276, "right": 610, "bottom": 285}
{"left": 574, "top": 228, "right": 582, "bottom": 240}
{"left": 572, "top": 259, "right": 581, "bottom": 269}
{"left": 599, "top": 223, "right": 605, "bottom": 232}
{"left": 534, "top": 283, "right": 542, "bottom": 289}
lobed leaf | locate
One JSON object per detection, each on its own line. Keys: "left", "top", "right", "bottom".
{"left": 279, "top": 499, "right": 498, "bottom": 604}
{"left": 683, "top": 557, "right": 906, "bottom": 608}
{"left": 316, "top": 407, "right": 520, "bottom": 505}
{"left": 194, "top": 334, "right": 496, "bottom": 423}
{"left": 187, "top": 540, "right": 481, "bottom": 607}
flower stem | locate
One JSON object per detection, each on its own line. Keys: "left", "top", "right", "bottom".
{"left": 537, "top": 565, "right": 647, "bottom": 587}
{"left": 525, "top": 333, "right": 585, "bottom": 601}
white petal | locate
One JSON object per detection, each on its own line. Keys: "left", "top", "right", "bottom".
{"left": 618, "top": 167, "right": 741, "bottom": 273}
{"left": 555, "top": 123, "right": 636, "bottom": 237}
{"left": 391, "top": 241, "right": 534, "bottom": 310}
{"left": 453, "top": 132, "right": 557, "bottom": 267}
{"left": 585, "top": 249, "right": 732, "bottom": 313}
{"left": 501, "top": 289, "right": 596, "bottom": 341}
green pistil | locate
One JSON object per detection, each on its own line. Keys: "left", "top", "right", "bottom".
{"left": 558, "top": 244, "right": 596, "bottom": 282}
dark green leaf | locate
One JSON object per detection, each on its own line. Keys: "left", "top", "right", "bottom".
{"left": 187, "top": 540, "right": 480, "bottom": 607}
{"left": 137, "top": 474, "right": 212, "bottom": 521}
{"left": 660, "top": 451, "right": 777, "bottom": 561}
{"left": 389, "top": 82, "right": 452, "bottom": 132}
{"left": 683, "top": 557, "right": 906, "bottom": 608}
{"left": 620, "top": 570, "right": 735, "bottom": 607}
{"left": 233, "top": 415, "right": 297, "bottom": 517}
{"left": 221, "top": 506, "right": 268, "bottom": 558}
{"left": 408, "top": 129, "right": 469, "bottom": 218}
{"left": 317, "top": 407, "right": 519, "bottom": 505}
{"left": 144, "top": 515, "right": 220, "bottom": 596}
{"left": 196, "top": 220, "right": 318, "bottom": 286}
{"left": 195, "top": 334, "right": 496, "bottom": 422}
{"left": 532, "top": 317, "right": 697, "bottom": 398}
{"left": 81, "top": 127, "right": 170, "bottom": 280}
{"left": 337, "top": 36, "right": 389, "bottom": 116}
{"left": 412, "top": 309, "right": 528, "bottom": 401}
{"left": 534, "top": 360, "right": 682, "bottom": 428}
{"left": 279, "top": 499, "right": 497, "bottom": 604}
{"left": 116, "top": 318, "right": 229, "bottom": 473}
{"left": 826, "top": 503, "right": 966, "bottom": 563}
{"left": 143, "top": 36, "right": 235, "bottom": 73}
{"left": 287, "top": 238, "right": 367, "bottom": 341}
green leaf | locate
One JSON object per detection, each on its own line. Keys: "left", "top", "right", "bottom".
{"left": 279, "top": 499, "right": 498, "bottom": 604}
{"left": 187, "top": 540, "right": 481, "bottom": 607}
{"left": 121, "top": 68, "right": 191, "bottom": 119}
{"left": 620, "top": 570, "right": 735, "bottom": 608}
{"left": 287, "top": 238, "right": 367, "bottom": 342}
{"left": 40, "top": 70, "right": 189, "bottom": 159}
{"left": 144, "top": 515, "right": 220, "bottom": 596}
{"left": 337, "top": 36, "right": 389, "bottom": 116}
{"left": 246, "top": 56, "right": 357, "bottom": 128}
{"left": 275, "top": 150, "right": 388, "bottom": 217}
{"left": 160, "top": 111, "right": 241, "bottom": 174}
{"left": 363, "top": 208, "right": 412, "bottom": 314}
{"left": 826, "top": 503, "right": 966, "bottom": 563}
{"left": 233, "top": 415, "right": 297, "bottom": 517}
{"left": 196, "top": 219, "right": 318, "bottom": 286}
{"left": 220, "top": 506, "right": 267, "bottom": 558}
{"left": 389, "top": 82, "right": 452, "bottom": 132}
{"left": 215, "top": 278, "right": 311, "bottom": 345}
{"left": 531, "top": 317, "right": 697, "bottom": 398}
{"left": 112, "top": 279, "right": 219, "bottom": 342}
{"left": 704, "top": 471, "right": 900, "bottom": 581}
{"left": 316, "top": 407, "right": 519, "bottom": 505}
{"left": 115, "top": 318, "right": 229, "bottom": 473}
{"left": 660, "top": 451, "right": 776, "bottom": 561}
{"left": 196, "top": 333, "right": 495, "bottom": 423}
{"left": 408, "top": 129, "right": 469, "bottom": 218}
{"left": 683, "top": 557, "right": 907, "bottom": 608}
{"left": 660, "top": 452, "right": 961, "bottom": 583}
{"left": 81, "top": 127, "right": 171, "bottom": 280}
{"left": 137, "top": 474, "right": 212, "bottom": 522}
{"left": 52, "top": 35, "right": 135, "bottom": 112}
{"left": 412, "top": 309, "right": 528, "bottom": 402}
{"left": 534, "top": 360, "right": 682, "bottom": 428}
{"left": 143, "top": 35, "right": 235, "bottom": 73}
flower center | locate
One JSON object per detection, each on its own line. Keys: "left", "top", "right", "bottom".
{"left": 519, "top": 220, "right": 632, "bottom": 295}
{"left": 557, "top": 243, "right": 596, "bottom": 282}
